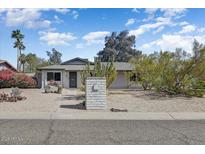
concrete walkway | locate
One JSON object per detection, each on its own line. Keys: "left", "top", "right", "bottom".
{"left": 1, "top": 112, "right": 205, "bottom": 120}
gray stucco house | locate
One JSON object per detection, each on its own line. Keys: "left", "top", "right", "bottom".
{"left": 38, "top": 57, "right": 135, "bottom": 89}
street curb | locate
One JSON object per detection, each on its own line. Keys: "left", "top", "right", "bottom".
{"left": 0, "top": 112, "right": 205, "bottom": 120}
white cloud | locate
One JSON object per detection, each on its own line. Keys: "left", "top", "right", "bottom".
{"left": 54, "top": 9, "right": 79, "bottom": 19}
{"left": 39, "top": 31, "right": 77, "bottom": 46}
{"left": 160, "top": 8, "right": 187, "bottom": 18}
{"left": 179, "top": 21, "right": 189, "bottom": 26}
{"left": 26, "top": 20, "right": 51, "bottom": 29}
{"left": 129, "top": 17, "right": 171, "bottom": 38}
{"left": 1, "top": 9, "right": 51, "bottom": 29}
{"left": 143, "top": 8, "right": 158, "bottom": 22}
{"left": 143, "top": 8, "right": 187, "bottom": 22}
{"left": 130, "top": 8, "right": 188, "bottom": 38}
{"left": 54, "top": 15, "right": 63, "bottom": 24}
{"left": 132, "top": 8, "right": 140, "bottom": 13}
{"left": 0, "top": 8, "right": 7, "bottom": 15}
{"left": 153, "top": 26, "right": 164, "bottom": 34}
{"left": 125, "top": 18, "right": 135, "bottom": 26}
{"left": 72, "top": 10, "right": 79, "bottom": 19}
{"left": 76, "top": 43, "right": 84, "bottom": 49}
{"left": 54, "top": 9, "right": 70, "bottom": 14}
{"left": 140, "top": 34, "right": 205, "bottom": 53}
{"left": 0, "top": 8, "right": 79, "bottom": 29}
{"left": 82, "top": 31, "right": 110, "bottom": 45}
{"left": 178, "top": 25, "right": 196, "bottom": 34}
{"left": 144, "top": 8, "right": 158, "bottom": 14}
{"left": 197, "top": 27, "right": 205, "bottom": 33}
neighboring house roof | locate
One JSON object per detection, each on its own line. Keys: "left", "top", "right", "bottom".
{"left": 38, "top": 58, "right": 134, "bottom": 71}
{"left": 101, "top": 62, "right": 134, "bottom": 71}
{"left": 61, "top": 57, "right": 94, "bottom": 65}
{"left": 0, "top": 60, "right": 17, "bottom": 72}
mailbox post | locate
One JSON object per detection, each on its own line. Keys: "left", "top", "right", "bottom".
{"left": 85, "top": 77, "right": 107, "bottom": 110}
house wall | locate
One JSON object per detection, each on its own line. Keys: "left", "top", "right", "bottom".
{"left": 110, "top": 71, "right": 128, "bottom": 89}
{"left": 63, "top": 71, "right": 69, "bottom": 88}
{"left": 77, "top": 71, "right": 81, "bottom": 88}
{"left": 41, "top": 70, "right": 64, "bottom": 89}
{"left": 41, "top": 70, "right": 82, "bottom": 89}
{"left": 40, "top": 70, "right": 131, "bottom": 89}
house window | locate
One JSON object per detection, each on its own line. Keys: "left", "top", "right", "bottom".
{"left": 47, "top": 72, "right": 61, "bottom": 81}
{"left": 54, "top": 73, "right": 61, "bottom": 81}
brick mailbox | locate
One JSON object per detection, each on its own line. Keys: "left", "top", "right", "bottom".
{"left": 85, "top": 77, "right": 107, "bottom": 110}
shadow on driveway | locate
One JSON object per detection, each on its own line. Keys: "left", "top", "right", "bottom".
{"left": 61, "top": 94, "right": 85, "bottom": 101}
{"left": 60, "top": 102, "right": 85, "bottom": 110}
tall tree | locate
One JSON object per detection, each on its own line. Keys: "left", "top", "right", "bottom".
{"left": 19, "top": 53, "right": 27, "bottom": 72}
{"left": 11, "top": 29, "right": 25, "bottom": 71}
{"left": 24, "top": 53, "right": 50, "bottom": 73}
{"left": 26, "top": 53, "right": 38, "bottom": 73}
{"left": 46, "top": 48, "right": 62, "bottom": 64}
{"left": 97, "top": 30, "right": 142, "bottom": 62}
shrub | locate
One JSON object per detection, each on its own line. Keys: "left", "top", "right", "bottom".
{"left": 0, "top": 70, "right": 15, "bottom": 88}
{"left": 0, "top": 70, "right": 37, "bottom": 88}
{"left": 0, "top": 69, "right": 14, "bottom": 80}
{"left": 47, "top": 80, "right": 58, "bottom": 86}
{"left": 44, "top": 81, "right": 63, "bottom": 94}
{"left": 130, "top": 41, "right": 205, "bottom": 97}
{"left": 80, "top": 59, "right": 117, "bottom": 91}
{"left": 14, "top": 73, "right": 36, "bottom": 88}
{"left": 11, "top": 87, "right": 22, "bottom": 97}
{"left": 57, "top": 85, "right": 63, "bottom": 94}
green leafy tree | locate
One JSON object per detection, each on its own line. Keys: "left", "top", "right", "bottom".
{"left": 24, "top": 53, "right": 50, "bottom": 73}
{"left": 80, "top": 59, "right": 117, "bottom": 91}
{"left": 25, "top": 53, "right": 38, "bottom": 73}
{"left": 98, "top": 30, "right": 142, "bottom": 62}
{"left": 11, "top": 29, "right": 25, "bottom": 71}
{"left": 46, "top": 48, "right": 62, "bottom": 64}
{"left": 130, "top": 54, "right": 158, "bottom": 90}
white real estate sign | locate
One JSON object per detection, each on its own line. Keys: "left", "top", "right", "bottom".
{"left": 85, "top": 77, "right": 107, "bottom": 110}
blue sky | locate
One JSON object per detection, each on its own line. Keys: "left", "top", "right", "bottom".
{"left": 1, "top": 8, "right": 205, "bottom": 67}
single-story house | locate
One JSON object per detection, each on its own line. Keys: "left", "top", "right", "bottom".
{"left": 0, "top": 60, "right": 17, "bottom": 72}
{"left": 38, "top": 57, "right": 135, "bottom": 89}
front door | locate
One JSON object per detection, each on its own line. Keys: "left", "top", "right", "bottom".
{"left": 69, "top": 72, "right": 77, "bottom": 88}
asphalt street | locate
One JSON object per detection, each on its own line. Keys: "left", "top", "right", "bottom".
{"left": 0, "top": 120, "right": 205, "bottom": 144}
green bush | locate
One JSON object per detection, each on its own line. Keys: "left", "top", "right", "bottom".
{"left": 129, "top": 40, "right": 205, "bottom": 97}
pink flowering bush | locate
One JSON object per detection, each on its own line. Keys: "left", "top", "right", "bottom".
{"left": 0, "top": 70, "right": 37, "bottom": 88}
{"left": 14, "top": 73, "right": 36, "bottom": 88}
{"left": 0, "top": 69, "right": 14, "bottom": 80}
{"left": 0, "top": 70, "right": 15, "bottom": 87}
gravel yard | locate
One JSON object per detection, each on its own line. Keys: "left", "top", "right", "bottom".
{"left": 0, "top": 88, "right": 205, "bottom": 113}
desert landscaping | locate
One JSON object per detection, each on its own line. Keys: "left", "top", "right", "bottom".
{"left": 0, "top": 88, "right": 205, "bottom": 114}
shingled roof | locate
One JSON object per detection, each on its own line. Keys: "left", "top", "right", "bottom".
{"left": 61, "top": 57, "right": 94, "bottom": 65}
{"left": 0, "top": 60, "right": 17, "bottom": 72}
{"left": 38, "top": 62, "right": 134, "bottom": 71}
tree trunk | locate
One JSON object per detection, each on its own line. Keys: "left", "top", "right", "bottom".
{"left": 22, "top": 63, "right": 25, "bottom": 72}
{"left": 19, "top": 50, "right": 22, "bottom": 72}
{"left": 17, "top": 48, "right": 20, "bottom": 71}
{"left": 30, "top": 64, "right": 32, "bottom": 73}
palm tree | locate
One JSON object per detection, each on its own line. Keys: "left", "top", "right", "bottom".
{"left": 11, "top": 29, "right": 25, "bottom": 71}
{"left": 19, "top": 54, "right": 27, "bottom": 72}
